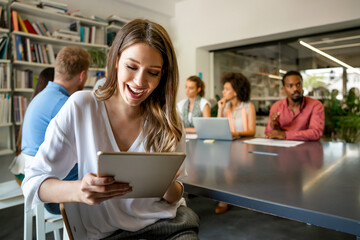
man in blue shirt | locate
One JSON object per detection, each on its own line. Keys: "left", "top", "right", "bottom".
{"left": 21, "top": 46, "right": 90, "bottom": 214}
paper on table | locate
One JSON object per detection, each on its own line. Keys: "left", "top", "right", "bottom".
{"left": 244, "top": 138, "right": 304, "bottom": 147}
{"left": 186, "top": 133, "right": 198, "bottom": 139}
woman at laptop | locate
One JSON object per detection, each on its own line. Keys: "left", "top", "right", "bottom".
{"left": 217, "top": 72, "right": 256, "bottom": 138}
{"left": 22, "top": 19, "right": 199, "bottom": 239}
{"left": 216, "top": 72, "right": 256, "bottom": 213}
{"left": 177, "top": 75, "right": 211, "bottom": 133}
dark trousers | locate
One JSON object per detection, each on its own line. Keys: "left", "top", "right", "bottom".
{"left": 102, "top": 205, "right": 200, "bottom": 240}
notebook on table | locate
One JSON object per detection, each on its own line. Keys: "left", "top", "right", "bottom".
{"left": 193, "top": 117, "right": 238, "bottom": 141}
{"left": 97, "top": 151, "right": 186, "bottom": 198}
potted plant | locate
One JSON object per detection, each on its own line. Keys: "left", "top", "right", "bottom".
{"left": 323, "top": 88, "right": 360, "bottom": 143}
{"left": 88, "top": 48, "right": 107, "bottom": 68}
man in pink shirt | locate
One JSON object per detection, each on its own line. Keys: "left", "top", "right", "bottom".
{"left": 265, "top": 70, "right": 325, "bottom": 141}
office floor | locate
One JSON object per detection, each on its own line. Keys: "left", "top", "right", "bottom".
{"left": 0, "top": 194, "right": 355, "bottom": 240}
{"left": 185, "top": 195, "right": 355, "bottom": 240}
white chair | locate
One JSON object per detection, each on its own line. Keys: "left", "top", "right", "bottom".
{"left": 24, "top": 203, "right": 64, "bottom": 240}
{"left": 0, "top": 180, "right": 24, "bottom": 210}
{"left": 60, "top": 202, "right": 87, "bottom": 240}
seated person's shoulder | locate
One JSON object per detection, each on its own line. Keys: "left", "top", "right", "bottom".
{"left": 69, "top": 90, "right": 96, "bottom": 107}
{"left": 305, "top": 96, "right": 324, "bottom": 109}
{"left": 177, "top": 98, "right": 187, "bottom": 109}
{"left": 200, "top": 97, "right": 210, "bottom": 108}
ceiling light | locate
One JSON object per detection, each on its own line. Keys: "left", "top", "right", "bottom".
{"left": 256, "top": 72, "right": 282, "bottom": 80}
{"left": 307, "top": 35, "right": 360, "bottom": 45}
{"left": 299, "top": 40, "right": 360, "bottom": 74}
{"left": 318, "top": 43, "right": 360, "bottom": 51}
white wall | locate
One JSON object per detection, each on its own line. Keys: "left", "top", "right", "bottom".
{"left": 173, "top": 0, "right": 360, "bottom": 101}
{"left": 46, "top": 0, "right": 175, "bottom": 35}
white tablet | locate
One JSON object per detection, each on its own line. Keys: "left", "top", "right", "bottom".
{"left": 97, "top": 151, "right": 186, "bottom": 198}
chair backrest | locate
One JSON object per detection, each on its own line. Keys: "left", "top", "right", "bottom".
{"left": 60, "top": 202, "right": 87, "bottom": 240}
{"left": 24, "top": 203, "right": 63, "bottom": 240}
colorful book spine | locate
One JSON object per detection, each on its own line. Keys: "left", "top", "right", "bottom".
{"left": 17, "top": 14, "right": 28, "bottom": 33}
{"left": 23, "top": 20, "right": 37, "bottom": 34}
{"left": 14, "top": 35, "right": 23, "bottom": 61}
{"left": 12, "top": 11, "right": 19, "bottom": 31}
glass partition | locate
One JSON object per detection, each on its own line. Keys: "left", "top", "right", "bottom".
{"left": 213, "top": 28, "right": 360, "bottom": 117}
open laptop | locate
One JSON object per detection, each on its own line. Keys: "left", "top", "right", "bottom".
{"left": 193, "top": 117, "right": 238, "bottom": 141}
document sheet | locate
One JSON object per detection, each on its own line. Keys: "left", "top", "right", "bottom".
{"left": 244, "top": 138, "right": 304, "bottom": 147}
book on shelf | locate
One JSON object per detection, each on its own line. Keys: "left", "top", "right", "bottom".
{"left": 20, "top": 36, "right": 28, "bottom": 61}
{"left": 69, "top": 22, "right": 78, "bottom": 32}
{"left": 0, "top": 64, "right": 8, "bottom": 89}
{"left": 12, "top": 36, "right": 55, "bottom": 64}
{"left": 83, "top": 26, "right": 89, "bottom": 43}
{"left": 31, "top": 22, "right": 42, "bottom": 35}
{"left": 0, "top": 6, "right": 6, "bottom": 28}
{"left": 12, "top": 11, "right": 19, "bottom": 31}
{"left": 0, "top": 37, "right": 9, "bottom": 59}
{"left": 77, "top": 25, "right": 99, "bottom": 44}
{"left": 52, "top": 30, "right": 81, "bottom": 42}
{"left": 17, "top": 14, "right": 28, "bottom": 33}
{"left": 35, "top": 22, "right": 48, "bottom": 37}
{"left": 41, "top": 5, "right": 68, "bottom": 14}
{"left": 13, "top": 95, "right": 28, "bottom": 123}
{"left": 107, "top": 32, "right": 116, "bottom": 46}
{"left": 23, "top": 20, "right": 37, "bottom": 35}
{"left": 15, "top": 13, "right": 51, "bottom": 37}
{"left": 25, "top": 38, "right": 31, "bottom": 63}
{"left": 33, "top": 43, "right": 40, "bottom": 63}
{"left": 80, "top": 26, "right": 84, "bottom": 42}
{"left": 107, "top": 14, "right": 129, "bottom": 27}
{"left": 14, "top": 69, "right": 34, "bottom": 89}
{"left": 38, "top": 0, "right": 68, "bottom": 13}
{"left": 35, "top": 43, "right": 43, "bottom": 63}
{"left": 46, "top": 44, "right": 55, "bottom": 64}
{"left": 91, "top": 26, "right": 96, "bottom": 44}
{"left": 13, "top": 35, "right": 23, "bottom": 61}
{"left": 40, "top": 45, "right": 48, "bottom": 64}
{"left": 90, "top": 15, "right": 108, "bottom": 24}
{"left": 0, "top": 36, "right": 9, "bottom": 59}
{"left": 40, "top": 0, "right": 68, "bottom": 7}
{"left": 58, "top": 28, "right": 79, "bottom": 36}
{"left": 39, "top": 22, "right": 51, "bottom": 37}
{"left": 0, "top": 93, "right": 11, "bottom": 124}
{"left": 39, "top": 0, "right": 68, "bottom": 9}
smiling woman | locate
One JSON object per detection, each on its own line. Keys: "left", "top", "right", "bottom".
{"left": 22, "top": 19, "right": 199, "bottom": 240}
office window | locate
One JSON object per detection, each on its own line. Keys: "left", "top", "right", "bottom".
{"left": 213, "top": 28, "right": 360, "bottom": 116}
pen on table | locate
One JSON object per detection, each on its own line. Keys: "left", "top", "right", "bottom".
{"left": 248, "top": 151, "right": 278, "bottom": 156}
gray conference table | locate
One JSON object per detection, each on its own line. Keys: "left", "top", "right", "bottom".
{"left": 183, "top": 138, "right": 360, "bottom": 239}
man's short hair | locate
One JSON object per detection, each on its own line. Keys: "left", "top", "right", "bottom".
{"left": 282, "top": 70, "right": 303, "bottom": 86}
{"left": 55, "top": 46, "right": 90, "bottom": 81}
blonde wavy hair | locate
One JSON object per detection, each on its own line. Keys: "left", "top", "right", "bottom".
{"left": 95, "top": 19, "right": 182, "bottom": 152}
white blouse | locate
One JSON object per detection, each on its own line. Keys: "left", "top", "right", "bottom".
{"left": 177, "top": 97, "right": 210, "bottom": 123}
{"left": 22, "top": 91, "right": 186, "bottom": 239}
{"left": 223, "top": 101, "right": 252, "bottom": 132}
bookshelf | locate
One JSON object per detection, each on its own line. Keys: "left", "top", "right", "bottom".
{"left": 10, "top": 1, "right": 109, "bottom": 123}
{"left": 0, "top": 1, "right": 111, "bottom": 157}
{"left": 0, "top": 0, "right": 13, "bottom": 156}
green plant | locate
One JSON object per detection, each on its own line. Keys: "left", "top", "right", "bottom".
{"left": 88, "top": 48, "right": 106, "bottom": 68}
{"left": 323, "top": 89, "right": 360, "bottom": 143}
{"left": 210, "top": 94, "right": 221, "bottom": 117}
